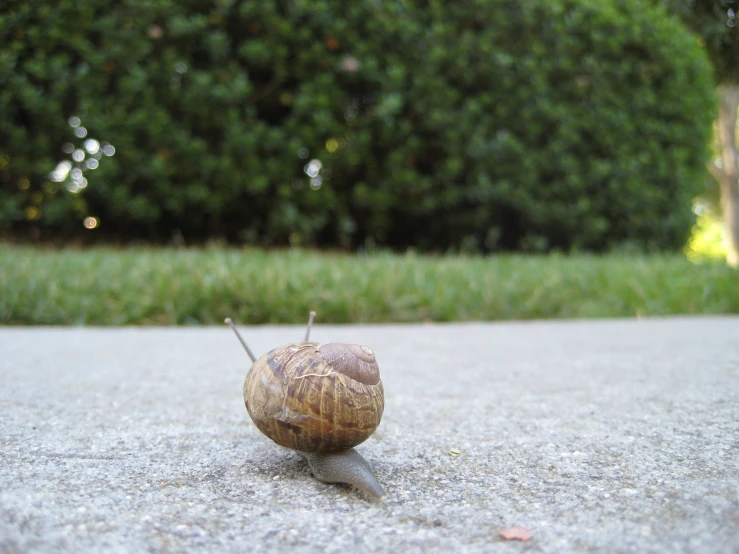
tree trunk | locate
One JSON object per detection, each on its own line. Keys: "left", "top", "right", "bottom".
{"left": 713, "top": 85, "right": 739, "bottom": 267}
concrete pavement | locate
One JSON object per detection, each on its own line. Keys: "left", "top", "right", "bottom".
{"left": 1, "top": 317, "right": 738, "bottom": 553}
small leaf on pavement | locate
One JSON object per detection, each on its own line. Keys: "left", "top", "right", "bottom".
{"left": 499, "top": 527, "right": 533, "bottom": 541}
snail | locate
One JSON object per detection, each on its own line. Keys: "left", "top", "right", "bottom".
{"left": 225, "top": 312, "right": 385, "bottom": 500}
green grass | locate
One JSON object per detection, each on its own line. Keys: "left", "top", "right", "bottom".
{"left": 0, "top": 244, "right": 737, "bottom": 325}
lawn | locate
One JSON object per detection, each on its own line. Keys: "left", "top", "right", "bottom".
{"left": 0, "top": 244, "right": 736, "bottom": 325}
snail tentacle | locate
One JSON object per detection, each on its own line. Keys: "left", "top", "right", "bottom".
{"left": 225, "top": 318, "right": 257, "bottom": 363}
{"left": 304, "top": 311, "right": 316, "bottom": 341}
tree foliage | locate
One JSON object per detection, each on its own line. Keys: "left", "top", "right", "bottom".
{"left": 0, "top": 0, "right": 717, "bottom": 252}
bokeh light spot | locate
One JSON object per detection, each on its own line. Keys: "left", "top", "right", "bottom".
{"left": 24, "top": 206, "right": 41, "bottom": 221}
{"left": 50, "top": 161, "right": 72, "bottom": 182}
{"left": 84, "top": 216, "right": 99, "bottom": 229}
{"left": 326, "top": 138, "right": 339, "bottom": 153}
{"left": 279, "top": 92, "right": 293, "bottom": 105}
{"left": 83, "top": 139, "right": 100, "bottom": 154}
{"left": 304, "top": 159, "right": 322, "bottom": 178}
{"left": 340, "top": 55, "right": 359, "bottom": 72}
{"left": 68, "top": 116, "right": 81, "bottom": 128}
{"left": 74, "top": 127, "right": 88, "bottom": 138}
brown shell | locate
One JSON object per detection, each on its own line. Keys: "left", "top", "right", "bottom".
{"left": 243, "top": 342, "right": 384, "bottom": 453}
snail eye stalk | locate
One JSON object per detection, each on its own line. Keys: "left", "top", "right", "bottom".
{"left": 304, "top": 311, "right": 316, "bottom": 342}
{"left": 224, "top": 317, "right": 256, "bottom": 363}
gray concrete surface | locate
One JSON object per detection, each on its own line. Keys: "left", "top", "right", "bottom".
{"left": 1, "top": 317, "right": 738, "bottom": 553}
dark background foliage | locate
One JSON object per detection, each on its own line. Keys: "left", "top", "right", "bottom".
{"left": 0, "top": 0, "right": 716, "bottom": 252}
{"left": 660, "top": 0, "right": 738, "bottom": 84}
{"left": 658, "top": 0, "right": 739, "bottom": 215}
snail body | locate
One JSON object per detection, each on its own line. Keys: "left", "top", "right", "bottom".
{"left": 226, "top": 314, "right": 385, "bottom": 499}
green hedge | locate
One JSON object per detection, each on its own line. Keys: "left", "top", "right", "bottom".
{"left": 0, "top": 0, "right": 716, "bottom": 252}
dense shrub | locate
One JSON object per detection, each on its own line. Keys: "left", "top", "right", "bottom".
{"left": 0, "top": 0, "right": 716, "bottom": 251}
{"left": 334, "top": 0, "right": 717, "bottom": 252}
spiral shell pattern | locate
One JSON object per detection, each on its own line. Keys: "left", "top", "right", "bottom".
{"left": 243, "top": 342, "right": 384, "bottom": 453}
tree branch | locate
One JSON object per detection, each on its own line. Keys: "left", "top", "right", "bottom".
{"left": 707, "top": 160, "right": 726, "bottom": 186}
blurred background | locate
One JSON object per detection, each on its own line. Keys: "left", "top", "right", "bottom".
{"left": 0, "top": 0, "right": 737, "bottom": 325}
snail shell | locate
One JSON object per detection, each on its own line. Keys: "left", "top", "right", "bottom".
{"left": 243, "top": 342, "right": 384, "bottom": 453}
